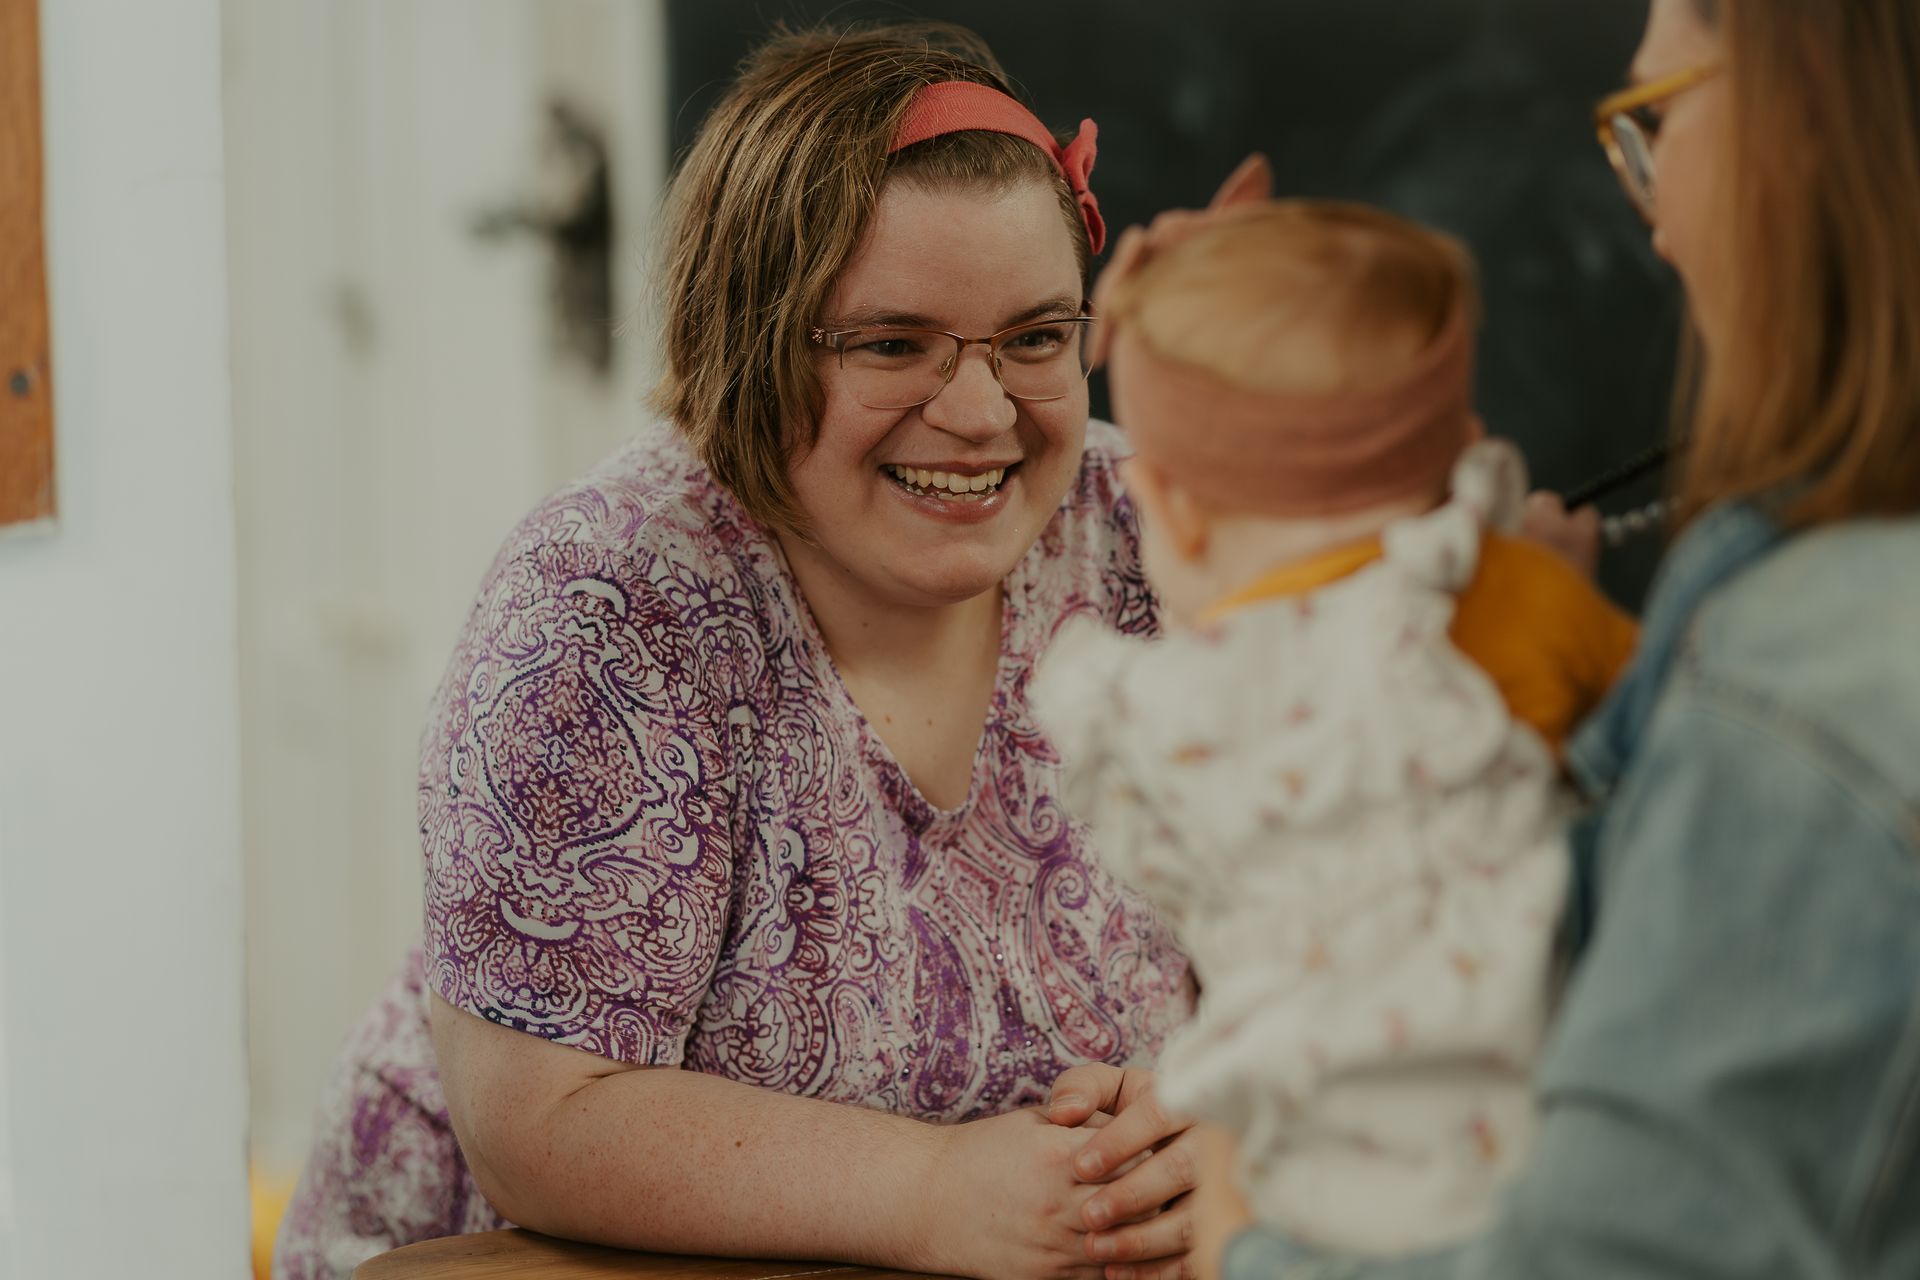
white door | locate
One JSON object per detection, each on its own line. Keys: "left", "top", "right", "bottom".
{"left": 223, "top": 0, "right": 668, "bottom": 1182}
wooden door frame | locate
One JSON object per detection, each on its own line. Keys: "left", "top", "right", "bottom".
{"left": 2, "top": 0, "right": 55, "bottom": 528}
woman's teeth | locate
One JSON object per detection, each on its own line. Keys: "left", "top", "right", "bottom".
{"left": 884, "top": 465, "right": 1007, "bottom": 500}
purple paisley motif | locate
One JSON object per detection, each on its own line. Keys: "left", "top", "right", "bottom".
{"left": 906, "top": 906, "right": 982, "bottom": 1116}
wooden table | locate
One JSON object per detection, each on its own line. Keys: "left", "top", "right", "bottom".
{"left": 353, "top": 1230, "right": 957, "bottom": 1279}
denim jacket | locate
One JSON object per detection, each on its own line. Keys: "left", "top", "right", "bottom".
{"left": 1225, "top": 504, "right": 1920, "bottom": 1280}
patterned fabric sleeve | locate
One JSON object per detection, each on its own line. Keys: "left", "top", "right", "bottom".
{"left": 417, "top": 538, "right": 744, "bottom": 1066}
{"left": 1080, "top": 426, "right": 1160, "bottom": 640}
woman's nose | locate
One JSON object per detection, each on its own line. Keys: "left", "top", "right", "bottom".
{"left": 920, "top": 346, "right": 1017, "bottom": 439}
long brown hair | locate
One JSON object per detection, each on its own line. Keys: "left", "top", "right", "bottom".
{"left": 1681, "top": 0, "right": 1920, "bottom": 525}
{"left": 651, "top": 24, "right": 1093, "bottom": 534}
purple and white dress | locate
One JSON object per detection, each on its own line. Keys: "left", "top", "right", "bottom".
{"left": 274, "top": 422, "right": 1194, "bottom": 1279}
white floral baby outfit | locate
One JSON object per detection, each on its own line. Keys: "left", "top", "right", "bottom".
{"left": 1032, "top": 443, "right": 1576, "bottom": 1256}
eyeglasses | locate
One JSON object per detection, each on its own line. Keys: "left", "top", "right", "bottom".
{"left": 808, "top": 315, "right": 1099, "bottom": 410}
{"left": 1595, "top": 64, "right": 1720, "bottom": 221}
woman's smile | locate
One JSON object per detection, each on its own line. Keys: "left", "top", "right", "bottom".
{"left": 880, "top": 460, "right": 1024, "bottom": 521}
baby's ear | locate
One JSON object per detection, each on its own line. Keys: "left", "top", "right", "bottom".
{"left": 1209, "top": 153, "right": 1273, "bottom": 210}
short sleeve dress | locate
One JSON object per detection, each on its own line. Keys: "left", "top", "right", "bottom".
{"left": 273, "top": 421, "right": 1195, "bottom": 1280}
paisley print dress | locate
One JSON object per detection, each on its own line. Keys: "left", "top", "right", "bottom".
{"left": 273, "top": 422, "right": 1193, "bottom": 1279}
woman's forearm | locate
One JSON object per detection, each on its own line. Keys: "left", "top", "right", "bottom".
{"left": 431, "top": 996, "right": 946, "bottom": 1267}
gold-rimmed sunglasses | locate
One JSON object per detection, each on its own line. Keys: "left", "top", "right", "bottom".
{"left": 808, "top": 315, "right": 1099, "bottom": 410}
{"left": 1595, "top": 64, "right": 1720, "bottom": 221}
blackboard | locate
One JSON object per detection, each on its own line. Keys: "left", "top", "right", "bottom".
{"left": 667, "top": 1, "right": 1681, "bottom": 606}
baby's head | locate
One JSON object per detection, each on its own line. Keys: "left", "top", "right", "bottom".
{"left": 1098, "top": 200, "right": 1482, "bottom": 618}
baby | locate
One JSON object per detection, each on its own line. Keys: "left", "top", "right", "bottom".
{"left": 1033, "top": 160, "right": 1637, "bottom": 1256}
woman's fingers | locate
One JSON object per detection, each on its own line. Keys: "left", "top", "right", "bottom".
{"left": 1047, "top": 1062, "right": 1137, "bottom": 1127}
{"left": 1070, "top": 1081, "right": 1187, "bottom": 1184}
{"left": 1084, "top": 1196, "right": 1193, "bottom": 1267}
{"left": 1080, "top": 1129, "right": 1199, "bottom": 1230}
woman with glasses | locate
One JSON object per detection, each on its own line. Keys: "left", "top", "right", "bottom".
{"left": 1174, "top": 2, "right": 1920, "bottom": 1276}
{"left": 275, "top": 23, "right": 1203, "bottom": 1280}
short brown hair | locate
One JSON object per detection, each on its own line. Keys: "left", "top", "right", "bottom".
{"left": 1100, "top": 201, "right": 1477, "bottom": 398}
{"left": 1678, "top": 0, "right": 1920, "bottom": 525}
{"left": 651, "top": 23, "right": 1095, "bottom": 534}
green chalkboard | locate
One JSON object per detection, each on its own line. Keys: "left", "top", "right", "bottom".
{"left": 667, "top": 1, "right": 1680, "bottom": 605}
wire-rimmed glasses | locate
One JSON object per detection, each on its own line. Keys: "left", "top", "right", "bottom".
{"left": 808, "top": 315, "right": 1099, "bottom": 410}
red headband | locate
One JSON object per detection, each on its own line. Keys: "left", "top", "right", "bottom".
{"left": 889, "top": 81, "right": 1106, "bottom": 254}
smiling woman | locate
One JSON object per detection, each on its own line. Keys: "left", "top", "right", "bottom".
{"left": 276, "top": 22, "right": 1201, "bottom": 1280}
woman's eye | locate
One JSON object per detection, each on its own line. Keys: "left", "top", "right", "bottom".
{"left": 853, "top": 337, "right": 922, "bottom": 358}
{"left": 1005, "top": 325, "right": 1068, "bottom": 353}
{"left": 1630, "top": 103, "right": 1666, "bottom": 136}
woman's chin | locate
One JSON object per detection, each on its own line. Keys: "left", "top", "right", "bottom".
{"left": 874, "top": 508, "right": 1038, "bottom": 601}
{"left": 856, "top": 527, "right": 1022, "bottom": 604}
{"left": 886, "top": 554, "right": 1016, "bottom": 606}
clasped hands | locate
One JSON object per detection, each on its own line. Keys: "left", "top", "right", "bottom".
{"left": 1039, "top": 1064, "right": 1253, "bottom": 1280}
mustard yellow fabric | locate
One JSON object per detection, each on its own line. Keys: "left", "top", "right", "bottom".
{"left": 1201, "top": 532, "right": 1638, "bottom": 752}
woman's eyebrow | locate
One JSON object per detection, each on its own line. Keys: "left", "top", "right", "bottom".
{"left": 825, "top": 307, "right": 939, "bottom": 329}
{"left": 824, "top": 295, "right": 1083, "bottom": 333}
{"left": 1001, "top": 296, "right": 1084, "bottom": 328}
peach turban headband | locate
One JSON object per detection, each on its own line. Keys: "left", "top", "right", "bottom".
{"left": 1094, "top": 156, "right": 1477, "bottom": 516}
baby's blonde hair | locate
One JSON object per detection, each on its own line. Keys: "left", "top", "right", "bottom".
{"left": 1101, "top": 202, "right": 1477, "bottom": 399}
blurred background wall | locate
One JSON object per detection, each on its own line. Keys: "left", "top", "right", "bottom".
{"left": 227, "top": 0, "right": 1676, "bottom": 1253}
{"left": 0, "top": 1, "right": 248, "bottom": 1275}
{"left": 225, "top": 0, "right": 670, "bottom": 1195}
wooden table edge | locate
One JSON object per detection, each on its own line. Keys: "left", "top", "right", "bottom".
{"left": 352, "top": 1228, "right": 958, "bottom": 1279}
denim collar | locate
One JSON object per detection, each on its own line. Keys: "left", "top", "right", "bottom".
{"left": 1567, "top": 502, "right": 1784, "bottom": 799}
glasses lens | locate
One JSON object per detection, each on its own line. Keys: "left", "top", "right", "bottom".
{"left": 1609, "top": 114, "right": 1658, "bottom": 217}
{"left": 835, "top": 329, "right": 956, "bottom": 409}
{"left": 992, "top": 318, "right": 1098, "bottom": 402}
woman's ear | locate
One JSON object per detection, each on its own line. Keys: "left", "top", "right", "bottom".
{"left": 1120, "top": 458, "right": 1212, "bottom": 561}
